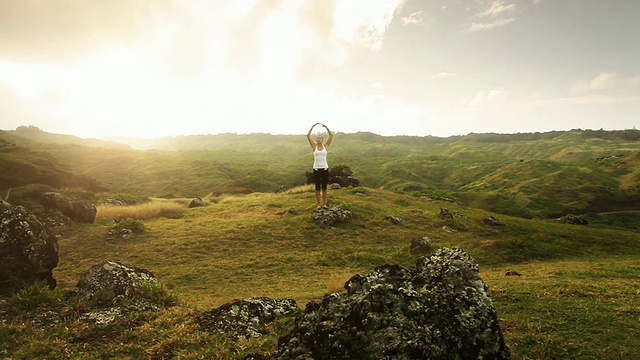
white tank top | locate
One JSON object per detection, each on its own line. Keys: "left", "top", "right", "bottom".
{"left": 313, "top": 147, "right": 328, "bottom": 169}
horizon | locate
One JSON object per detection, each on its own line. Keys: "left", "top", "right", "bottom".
{"left": 3, "top": 123, "right": 638, "bottom": 143}
{"left": 0, "top": 1, "right": 639, "bottom": 139}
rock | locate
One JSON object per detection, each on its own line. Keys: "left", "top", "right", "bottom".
{"left": 313, "top": 206, "right": 353, "bottom": 229}
{"left": 67, "top": 260, "right": 157, "bottom": 305}
{"left": 505, "top": 271, "right": 521, "bottom": 277}
{"left": 40, "top": 192, "right": 96, "bottom": 223}
{"left": 409, "top": 236, "right": 432, "bottom": 255}
{"left": 107, "top": 219, "right": 145, "bottom": 239}
{"left": 442, "top": 225, "right": 457, "bottom": 232}
{"left": 40, "top": 209, "right": 72, "bottom": 228}
{"left": 79, "top": 297, "right": 163, "bottom": 325}
{"left": 484, "top": 216, "right": 505, "bottom": 226}
{"left": 383, "top": 215, "right": 405, "bottom": 225}
{"left": 103, "top": 199, "right": 128, "bottom": 206}
{"left": 0, "top": 201, "right": 59, "bottom": 296}
{"left": 559, "top": 214, "right": 588, "bottom": 226}
{"left": 188, "top": 197, "right": 206, "bottom": 208}
{"left": 195, "top": 297, "right": 299, "bottom": 340}
{"left": 439, "top": 207, "right": 453, "bottom": 219}
{"left": 263, "top": 247, "right": 511, "bottom": 360}
{"left": 331, "top": 183, "right": 341, "bottom": 190}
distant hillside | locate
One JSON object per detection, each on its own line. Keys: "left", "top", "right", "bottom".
{"left": 2, "top": 126, "right": 639, "bottom": 223}
{"left": 6, "top": 125, "right": 130, "bottom": 150}
{"left": 0, "top": 133, "right": 105, "bottom": 194}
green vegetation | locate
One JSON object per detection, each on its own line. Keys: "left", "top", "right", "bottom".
{"left": 2, "top": 187, "right": 639, "bottom": 359}
{"left": 1, "top": 127, "right": 639, "bottom": 358}
{"left": 3, "top": 127, "right": 640, "bottom": 224}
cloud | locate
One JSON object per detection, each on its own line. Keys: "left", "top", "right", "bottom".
{"left": 331, "top": 0, "right": 406, "bottom": 51}
{"left": 370, "top": 82, "right": 385, "bottom": 93}
{"left": 0, "top": 0, "right": 139, "bottom": 62}
{"left": 431, "top": 72, "right": 458, "bottom": 79}
{"left": 476, "top": 1, "right": 516, "bottom": 18}
{"left": 401, "top": 11, "right": 425, "bottom": 26}
{"left": 465, "top": 0, "right": 537, "bottom": 32}
{"left": 572, "top": 73, "right": 640, "bottom": 93}
{"left": 468, "top": 17, "right": 515, "bottom": 32}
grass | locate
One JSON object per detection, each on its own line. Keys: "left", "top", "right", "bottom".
{"left": 2, "top": 186, "right": 639, "bottom": 359}
{"left": 95, "top": 200, "right": 186, "bottom": 221}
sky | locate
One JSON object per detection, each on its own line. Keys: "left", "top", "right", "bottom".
{"left": 0, "top": 0, "right": 639, "bottom": 139}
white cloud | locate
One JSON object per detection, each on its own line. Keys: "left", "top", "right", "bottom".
{"left": 401, "top": 11, "right": 425, "bottom": 26}
{"left": 468, "top": 17, "right": 515, "bottom": 32}
{"left": 572, "top": 72, "right": 640, "bottom": 93}
{"left": 466, "top": 0, "right": 537, "bottom": 32}
{"left": 477, "top": 1, "right": 516, "bottom": 18}
{"left": 370, "top": 82, "right": 385, "bottom": 93}
{"left": 332, "top": 0, "right": 406, "bottom": 51}
{"left": 431, "top": 72, "right": 458, "bottom": 79}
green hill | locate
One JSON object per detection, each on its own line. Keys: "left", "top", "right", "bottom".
{"left": 2, "top": 127, "right": 640, "bottom": 226}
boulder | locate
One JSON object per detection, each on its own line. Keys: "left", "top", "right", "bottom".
{"left": 195, "top": 297, "right": 300, "bottom": 340}
{"left": 313, "top": 206, "right": 353, "bottom": 229}
{"left": 40, "top": 192, "right": 96, "bottom": 223}
{"left": 409, "top": 236, "right": 432, "bottom": 255}
{"left": 483, "top": 216, "right": 505, "bottom": 226}
{"left": 67, "top": 260, "right": 157, "bottom": 305}
{"left": 263, "top": 247, "right": 511, "bottom": 359}
{"left": 0, "top": 200, "right": 59, "bottom": 295}
{"left": 188, "top": 197, "right": 206, "bottom": 208}
{"left": 559, "top": 214, "right": 588, "bottom": 226}
{"left": 383, "top": 215, "right": 405, "bottom": 225}
{"left": 439, "top": 207, "right": 453, "bottom": 219}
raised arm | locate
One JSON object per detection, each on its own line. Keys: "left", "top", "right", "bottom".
{"left": 307, "top": 124, "right": 317, "bottom": 149}
{"left": 324, "top": 125, "right": 334, "bottom": 148}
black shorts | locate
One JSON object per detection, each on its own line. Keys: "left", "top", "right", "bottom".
{"left": 313, "top": 168, "right": 329, "bottom": 191}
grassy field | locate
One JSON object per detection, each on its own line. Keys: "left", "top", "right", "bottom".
{"left": 2, "top": 186, "right": 637, "bottom": 359}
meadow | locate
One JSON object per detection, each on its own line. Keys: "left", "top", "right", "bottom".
{"left": 2, "top": 187, "right": 638, "bottom": 359}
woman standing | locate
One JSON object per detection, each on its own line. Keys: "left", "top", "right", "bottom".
{"left": 307, "top": 123, "right": 334, "bottom": 208}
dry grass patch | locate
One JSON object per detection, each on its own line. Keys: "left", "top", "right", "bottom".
{"left": 96, "top": 201, "right": 185, "bottom": 221}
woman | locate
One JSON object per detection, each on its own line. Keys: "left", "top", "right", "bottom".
{"left": 307, "top": 123, "right": 334, "bottom": 208}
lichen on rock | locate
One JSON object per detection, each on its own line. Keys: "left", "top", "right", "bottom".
{"left": 261, "top": 247, "right": 511, "bottom": 360}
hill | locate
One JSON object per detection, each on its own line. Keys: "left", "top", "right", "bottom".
{"left": 1, "top": 127, "right": 640, "bottom": 227}
{"left": 0, "top": 132, "right": 105, "bottom": 196}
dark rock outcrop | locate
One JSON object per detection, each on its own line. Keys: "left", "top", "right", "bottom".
{"left": 0, "top": 200, "right": 59, "bottom": 295}
{"left": 188, "top": 197, "right": 206, "bottom": 208}
{"left": 40, "top": 192, "right": 96, "bottom": 223}
{"left": 483, "top": 216, "right": 505, "bottom": 226}
{"left": 409, "top": 236, "right": 432, "bottom": 255}
{"left": 67, "top": 260, "right": 157, "bottom": 305}
{"left": 383, "top": 215, "right": 405, "bottom": 225}
{"left": 263, "top": 247, "right": 511, "bottom": 360}
{"left": 559, "top": 214, "right": 588, "bottom": 226}
{"left": 195, "top": 297, "right": 299, "bottom": 340}
{"left": 313, "top": 206, "right": 353, "bottom": 228}
{"left": 439, "top": 207, "right": 453, "bottom": 219}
